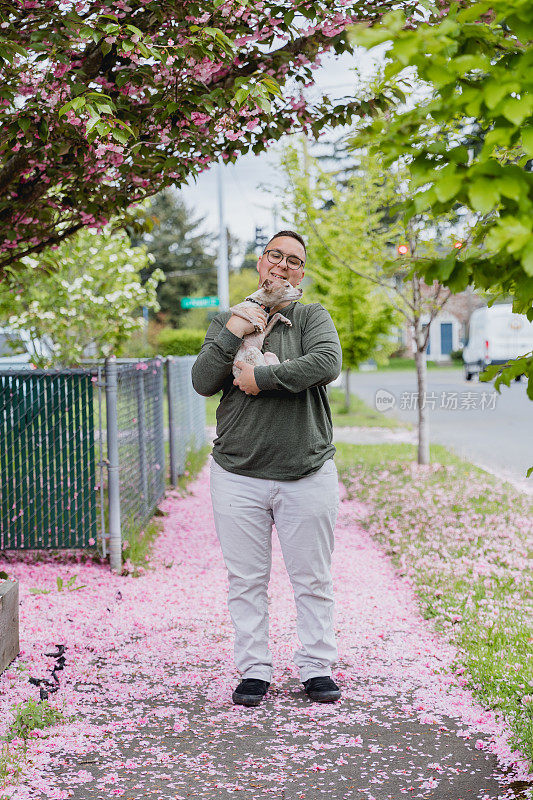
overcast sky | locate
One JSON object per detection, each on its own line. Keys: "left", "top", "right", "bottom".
{"left": 179, "top": 45, "right": 386, "bottom": 260}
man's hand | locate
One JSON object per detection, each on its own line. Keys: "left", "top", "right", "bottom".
{"left": 226, "top": 308, "right": 268, "bottom": 337}
{"left": 233, "top": 361, "right": 260, "bottom": 395}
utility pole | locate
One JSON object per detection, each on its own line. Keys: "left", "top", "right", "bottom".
{"left": 217, "top": 161, "right": 230, "bottom": 312}
{"left": 142, "top": 305, "right": 149, "bottom": 349}
{"left": 273, "top": 203, "right": 279, "bottom": 234}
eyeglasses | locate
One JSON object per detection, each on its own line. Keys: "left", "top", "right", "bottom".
{"left": 263, "top": 249, "right": 305, "bottom": 271}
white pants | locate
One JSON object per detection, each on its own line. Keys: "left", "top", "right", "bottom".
{"left": 209, "top": 457, "right": 340, "bottom": 683}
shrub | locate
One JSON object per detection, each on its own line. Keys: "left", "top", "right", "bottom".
{"left": 451, "top": 347, "right": 464, "bottom": 362}
{"left": 157, "top": 328, "right": 205, "bottom": 356}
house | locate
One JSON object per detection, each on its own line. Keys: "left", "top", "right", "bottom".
{"left": 395, "top": 284, "right": 486, "bottom": 361}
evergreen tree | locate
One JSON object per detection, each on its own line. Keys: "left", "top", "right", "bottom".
{"left": 136, "top": 189, "right": 218, "bottom": 328}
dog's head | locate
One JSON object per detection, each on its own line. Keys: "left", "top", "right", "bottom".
{"left": 259, "top": 277, "right": 303, "bottom": 303}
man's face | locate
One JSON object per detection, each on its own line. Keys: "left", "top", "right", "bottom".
{"left": 256, "top": 235, "right": 306, "bottom": 288}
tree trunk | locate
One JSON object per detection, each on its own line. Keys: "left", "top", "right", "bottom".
{"left": 414, "top": 346, "right": 430, "bottom": 464}
{"left": 344, "top": 368, "right": 351, "bottom": 412}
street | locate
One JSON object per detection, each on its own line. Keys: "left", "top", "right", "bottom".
{"left": 345, "top": 367, "right": 533, "bottom": 493}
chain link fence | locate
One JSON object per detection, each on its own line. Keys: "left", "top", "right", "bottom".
{"left": 167, "top": 356, "right": 206, "bottom": 484}
{"left": 0, "top": 368, "right": 98, "bottom": 551}
{"left": 0, "top": 356, "right": 206, "bottom": 571}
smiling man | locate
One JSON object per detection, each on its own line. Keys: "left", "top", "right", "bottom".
{"left": 191, "top": 230, "right": 343, "bottom": 708}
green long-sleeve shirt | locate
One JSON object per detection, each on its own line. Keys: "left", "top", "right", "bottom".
{"left": 191, "top": 301, "right": 342, "bottom": 480}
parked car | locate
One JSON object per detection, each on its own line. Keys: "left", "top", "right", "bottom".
{"left": 0, "top": 327, "right": 53, "bottom": 368}
{"left": 462, "top": 304, "right": 533, "bottom": 381}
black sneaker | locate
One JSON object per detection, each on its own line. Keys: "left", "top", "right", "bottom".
{"left": 232, "top": 678, "right": 270, "bottom": 707}
{"left": 303, "top": 676, "right": 341, "bottom": 703}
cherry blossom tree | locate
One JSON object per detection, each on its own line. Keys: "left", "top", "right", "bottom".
{"left": 0, "top": 0, "right": 417, "bottom": 277}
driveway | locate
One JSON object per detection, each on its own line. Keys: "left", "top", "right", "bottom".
{"left": 344, "top": 367, "right": 533, "bottom": 493}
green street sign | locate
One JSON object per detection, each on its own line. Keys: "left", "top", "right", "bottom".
{"left": 181, "top": 296, "right": 219, "bottom": 309}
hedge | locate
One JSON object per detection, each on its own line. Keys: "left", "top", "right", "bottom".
{"left": 157, "top": 328, "right": 206, "bottom": 356}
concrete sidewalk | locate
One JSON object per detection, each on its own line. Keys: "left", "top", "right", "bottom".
{"left": 12, "top": 459, "right": 530, "bottom": 800}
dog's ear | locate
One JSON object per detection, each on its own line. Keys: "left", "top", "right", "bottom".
{"left": 261, "top": 278, "right": 273, "bottom": 289}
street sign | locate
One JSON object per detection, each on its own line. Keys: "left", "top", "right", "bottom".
{"left": 181, "top": 296, "right": 219, "bottom": 309}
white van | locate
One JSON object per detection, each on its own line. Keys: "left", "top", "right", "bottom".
{"left": 462, "top": 304, "right": 533, "bottom": 381}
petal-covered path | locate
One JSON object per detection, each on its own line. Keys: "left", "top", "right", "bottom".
{"left": 1, "top": 457, "right": 532, "bottom": 800}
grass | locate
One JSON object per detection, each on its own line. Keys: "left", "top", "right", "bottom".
{"left": 205, "top": 387, "right": 410, "bottom": 430}
{"left": 327, "top": 388, "right": 408, "bottom": 429}
{"left": 333, "top": 442, "right": 533, "bottom": 771}
{"left": 0, "top": 697, "right": 69, "bottom": 797}
{"left": 376, "top": 358, "right": 463, "bottom": 370}
{"left": 205, "top": 393, "right": 219, "bottom": 427}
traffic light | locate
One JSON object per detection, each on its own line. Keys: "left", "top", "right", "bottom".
{"left": 397, "top": 244, "right": 409, "bottom": 255}
{"left": 255, "top": 225, "right": 269, "bottom": 250}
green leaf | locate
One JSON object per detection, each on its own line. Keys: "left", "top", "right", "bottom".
{"left": 58, "top": 95, "right": 86, "bottom": 118}
{"left": 425, "top": 63, "right": 452, "bottom": 87}
{"left": 435, "top": 253, "right": 457, "bottom": 281}
{"left": 456, "top": 1, "right": 492, "bottom": 22}
{"left": 435, "top": 172, "right": 462, "bottom": 203}
{"left": 520, "top": 239, "right": 533, "bottom": 277}
{"left": 111, "top": 128, "right": 129, "bottom": 145}
{"left": 85, "top": 115, "right": 100, "bottom": 135}
{"left": 446, "top": 262, "right": 470, "bottom": 293}
{"left": 483, "top": 126, "right": 514, "bottom": 151}
{"left": 521, "top": 127, "right": 533, "bottom": 157}
{"left": 413, "top": 187, "right": 436, "bottom": 214}
{"left": 503, "top": 218, "right": 531, "bottom": 253}
{"left": 392, "top": 36, "right": 419, "bottom": 65}
{"left": 448, "top": 145, "right": 469, "bottom": 165}
{"left": 483, "top": 80, "right": 516, "bottom": 110}
{"left": 467, "top": 179, "right": 500, "bottom": 214}
{"left": 38, "top": 118, "right": 49, "bottom": 141}
{"left": 497, "top": 175, "right": 523, "bottom": 201}
{"left": 501, "top": 96, "right": 533, "bottom": 126}
{"left": 348, "top": 13, "right": 402, "bottom": 49}
{"left": 260, "top": 77, "right": 282, "bottom": 97}
{"left": 284, "top": 10, "right": 295, "bottom": 25}
{"left": 507, "top": 14, "right": 533, "bottom": 42}
{"left": 484, "top": 222, "right": 511, "bottom": 252}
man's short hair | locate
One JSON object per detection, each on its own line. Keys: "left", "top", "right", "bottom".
{"left": 265, "top": 230, "right": 307, "bottom": 258}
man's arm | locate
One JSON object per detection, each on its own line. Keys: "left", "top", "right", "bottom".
{"left": 253, "top": 304, "right": 342, "bottom": 394}
{"left": 192, "top": 305, "right": 269, "bottom": 396}
{"left": 191, "top": 315, "right": 243, "bottom": 397}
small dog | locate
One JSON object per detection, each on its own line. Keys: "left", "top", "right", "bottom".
{"left": 231, "top": 277, "right": 303, "bottom": 378}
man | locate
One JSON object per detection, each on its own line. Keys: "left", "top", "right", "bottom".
{"left": 191, "top": 230, "right": 342, "bottom": 707}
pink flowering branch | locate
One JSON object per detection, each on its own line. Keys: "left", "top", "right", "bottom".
{"left": 0, "top": 0, "right": 417, "bottom": 274}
